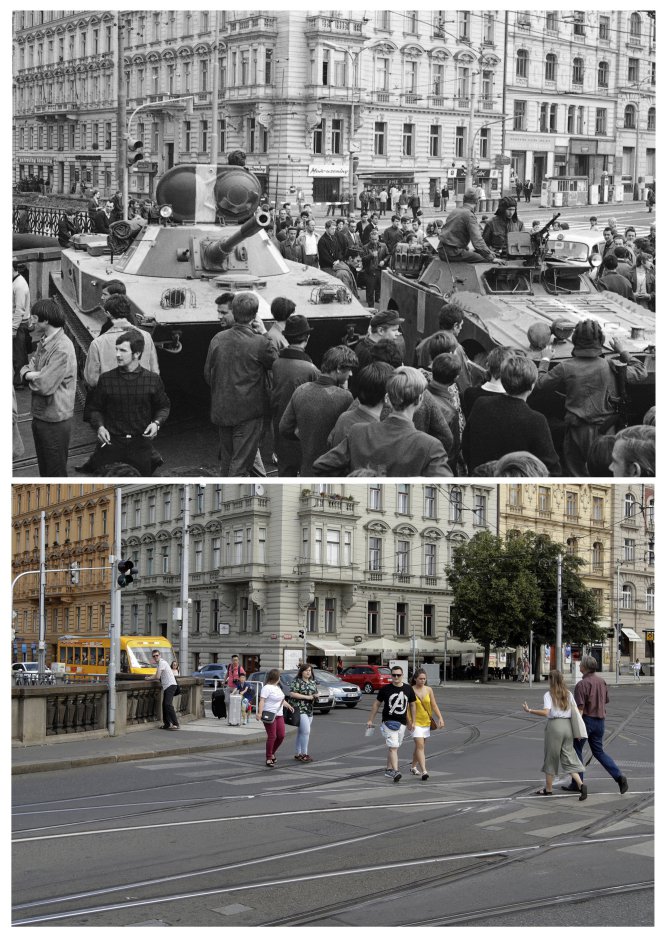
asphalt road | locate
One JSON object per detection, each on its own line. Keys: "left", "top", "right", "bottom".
{"left": 12, "top": 684, "right": 653, "bottom": 927}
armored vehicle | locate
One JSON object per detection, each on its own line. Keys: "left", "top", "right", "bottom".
{"left": 51, "top": 163, "right": 370, "bottom": 396}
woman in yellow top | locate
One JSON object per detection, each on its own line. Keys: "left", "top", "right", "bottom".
{"left": 409, "top": 669, "right": 445, "bottom": 780}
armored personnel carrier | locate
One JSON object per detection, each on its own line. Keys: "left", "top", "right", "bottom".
{"left": 381, "top": 218, "right": 655, "bottom": 420}
{"left": 51, "top": 163, "right": 370, "bottom": 396}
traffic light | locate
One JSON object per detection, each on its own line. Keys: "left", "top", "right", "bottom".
{"left": 298, "top": 629, "right": 305, "bottom": 640}
{"left": 117, "top": 559, "right": 135, "bottom": 588}
{"left": 69, "top": 561, "right": 80, "bottom": 585}
{"left": 127, "top": 138, "right": 144, "bottom": 167}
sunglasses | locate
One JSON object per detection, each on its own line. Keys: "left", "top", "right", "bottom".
{"left": 391, "top": 672, "right": 402, "bottom": 677}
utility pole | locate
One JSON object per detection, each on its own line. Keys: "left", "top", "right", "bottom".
{"left": 180, "top": 486, "right": 190, "bottom": 675}
{"left": 501, "top": 10, "right": 509, "bottom": 195}
{"left": 210, "top": 11, "right": 219, "bottom": 165}
{"left": 37, "top": 512, "right": 46, "bottom": 672}
{"left": 107, "top": 486, "right": 123, "bottom": 735}
{"left": 117, "top": 14, "right": 128, "bottom": 220}
{"left": 615, "top": 558, "right": 621, "bottom": 686}
{"left": 555, "top": 552, "right": 563, "bottom": 673}
{"left": 466, "top": 68, "right": 478, "bottom": 183}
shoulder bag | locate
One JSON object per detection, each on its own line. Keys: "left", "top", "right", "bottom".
{"left": 283, "top": 706, "right": 301, "bottom": 727}
{"left": 260, "top": 710, "right": 276, "bottom": 724}
{"left": 569, "top": 692, "right": 588, "bottom": 739}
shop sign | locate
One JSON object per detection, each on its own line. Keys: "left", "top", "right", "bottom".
{"left": 249, "top": 163, "right": 267, "bottom": 173}
{"left": 308, "top": 162, "right": 346, "bottom": 177}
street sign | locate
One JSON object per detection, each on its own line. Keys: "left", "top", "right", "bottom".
{"left": 645, "top": 630, "right": 654, "bottom": 641}
{"left": 494, "top": 155, "right": 512, "bottom": 166}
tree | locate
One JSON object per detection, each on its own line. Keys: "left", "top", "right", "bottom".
{"left": 446, "top": 531, "right": 543, "bottom": 683}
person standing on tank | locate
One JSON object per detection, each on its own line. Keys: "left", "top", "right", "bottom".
{"left": 204, "top": 291, "right": 277, "bottom": 476}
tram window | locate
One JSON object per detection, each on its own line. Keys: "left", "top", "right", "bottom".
{"left": 66, "top": 647, "right": 73, "bottom": 663}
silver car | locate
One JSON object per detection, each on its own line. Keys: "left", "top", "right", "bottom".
{"left": 312, "top": 669, "right": 361, "bottom": 708}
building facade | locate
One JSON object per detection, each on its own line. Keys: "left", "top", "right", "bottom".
{"left": 11, "top": 484, "right": 117, "bottom": 665}
{"left": 610, "top": 483, "right": 655, "bottom": 670}
{"left": 13, "top": 10, "right": 655, "bottom": 208}
{"left": 118, "top": 482, "right": 499, "bottom": 675}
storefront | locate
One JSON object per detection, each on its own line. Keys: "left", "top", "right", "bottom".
{"left": 357, "top": 170, "right": 417, "bottom": 206}
{"left": 309, "top": 161, "right": 348, "bottom": 207}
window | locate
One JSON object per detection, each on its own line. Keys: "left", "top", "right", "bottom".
{"left": 624, "top": 539, "right": 636, "bottom": 562}
{"left": 374, "top": 121, "right": 387, "bottom": 156}
{"left": 133, "top": 500, "right": 141, "bottom": 527}
{"left": 314, "top": 527, "right": 322, "bottom": 564}
{"left": 376, "top": 11, "right": 390, "bottom": 30}
{"left": 572, "top": 58, "right": 584, "bottom": 85}
{"left": 201, "top": 120, "right": 209, "bottom": 152}
{"left": 595, "top": 109, "right": 607, "bottom": 135}
{"left": 424, "top": 486, "right": 437, "bottom": 519}
{"left": 621, "top": 584, "right": 634, "bottom": 609}
{"left": 457, "top": 66, "right": 470, "bottom": 101}
{"left": 265, "top": 49, "right": 272, "bottom": 85}
{"left": 423, "top": 604, "right": 434, "bottom": 637}
{"left": 598, "top": 61, "right": 609, "bottom": 88}
{"left": 516, "top": 49, "right": 529, "bottom": 79}
{"left": 306, "top": 598, "right": 318, "bottom": 632}
{"left": 629, "top": 12, "right": 641, "bottom": 39}
{"left": 565, "top": 491, "right": 579, "bottom": 518}
{"left": 405, "top": 61, "right": 417, "bottom": 95}
{"left": 545, "top": 54, "right": 557, "bottom": 82}
{"left": 572, "top": 11, "right": 585, "bottom": 36}
{"left": 396, "top": 540, "right": 410, "bottom": 575}
{"left": 624, "top": 492, "right": 637, "bottom": 518}
{"left": 576, "top": 106, "right": 584, "bottom": 135}
{"left": 483, "top": 13, "right": 495, "bottom": 43}
{"left": 377, "top": 57, "right": 389, "bottom": 92}
{"left": 212, "top": 537, "right": 221, "bottom": 569}
{"left": 546, "top": 12, "right": 558, "bottom": 32}
{"left": 458, "top": 11, "right": 470, "bottom": 40}
{"left": 646, "top": 585, "right": 654, "bottom": 612}
{"left": 369, "top": 485, "right": 382, "bottom": 510}
{"left": 402, "top": 123, "right": 414, "bottom": 157}
{"left": 194, "top": 540, "right": 203, "bottom": 573}
{"left": 333, "top": 58, "right": 347, "bottom": 87}
{"left": 449, "top": 488, "right": 463, "bottom": 523}
{"left": 146, "top": 547, "right": 154, "bottom": 575}
{"left": 367, "top": 601, "right": 380, "bottom": 635}
{"left": 405, "top": 11, "right": 418, "bottom": 34}
{"left": 455, "top": 125, "right": 465, "bottom": 157}
{"left": 513, "top": 100, "right": 526, "bottom": 131}
{"left": 592, "top": 496, "right": 604, "bottom": 522}
{"left": 566, "top": 537, "right": 578, "bottom": 556}
{"left": 592, "top": 542, "right": 603, "bottom": 572}
{"left": 368, "top": 536, "right": 382, "bottom": 571}
{"left": 397, "top": 484, "right": 410, "bottom": 515}
{"left": 241, "top": 597, "right": 249, "bottom": 633}
{"left": 324, "top": 598, "right": 336, "bottom": 633}
{"left": 429, "top": 124, "right": 441, "bottom": 158}
{"left": 326, "top": 529, "right": 340, "bottom": 565}
{"left": 331, "top": 118, "right": 342, "bottom": 155}
{"left": 257, "top": 527, "right": 267, "bottom": 565}
{"left": 234, "top": 530, "right": 243, "bottom": 565}
{"left": 424, "top": 542, "right": 437, "bottom": 577}
{"left": 647, "top": 108, "right": 655, "bottom": 131}
{"left": 479, "top": 127, "right": 489, "bottom": 157}
{"left": 432, "top": 64, "right": 444, "bottom": 96}
{"left": 473, "top": 493, "right": 487, "bottom": 526}
{"left": 599, "top": 16, "right": 610, "bottom": 41}
{"left": 627, "top": 59, "right": 639, "bottom": 84}
{"left": 539, "top": 102, "right": 548, "bottom": 133}
{"left": 624, "top": 105, "right": 636, "bottom": 130}
{"left": 396, "top": 602, "right": 408, "bottom": 636}
{"left": 538, "top": 486, "right": 551, "bottom": 514}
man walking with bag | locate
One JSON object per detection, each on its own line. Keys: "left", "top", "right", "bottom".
{"left": 561, "top": 655, "right": 628, "bottom": 794}
{"left": 366, "top": 665, "right": 416, "bottom": 782}
{"left": 146, "top": 649, "right": 179, "bottom": 730}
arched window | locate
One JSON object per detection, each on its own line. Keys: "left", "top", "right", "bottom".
{"left": 646, "top": 584, "right": 654, "bottom": 612}
{"left": 572, "top": 57, "right": 584, "bottom": 84}
{"left": 624, "top": 105, "right": 636, "bottom": 129}
{"left": 592, "top": 542, "right": 603, "bottom": 572}
{"left": 449, "top": 487, "right": 463, "bottom": 523}
{"left": 516, "top": 49, "right": 529, "bottom": 79}
{"left": 545, "top": 53, "right": 557, "bottom": 82}
{"left": 566, "top": 537, "right": 578, "bottom": 556}
{"left": 648, "top": 107, "right": 655, "bottom": 131}
{"left": 621, "top": 584, "right": 634, "bottom": 609}
{"left": 624, "top": 492, "right": 637, "bottom": 518}
{"left": 629, "top": 13, "right": 642, "bottom": 38}
{"left": 598, "top": 61, "right": 609, "bottom": 87}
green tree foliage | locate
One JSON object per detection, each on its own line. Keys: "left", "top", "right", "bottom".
{"left": 446, "top": 530, "right": 603, "bottom": 682}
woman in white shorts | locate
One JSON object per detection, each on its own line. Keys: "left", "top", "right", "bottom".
{"left": 409, "top": 669, "right": 445, "bottom": 780}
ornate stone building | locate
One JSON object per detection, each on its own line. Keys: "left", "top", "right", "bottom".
{"left": 11, "top": 484, "right": 117, "bottom": 664}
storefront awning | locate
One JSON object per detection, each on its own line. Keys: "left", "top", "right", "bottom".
{"left": 445, "top": 640, "right": 484, "bottom": 655}
{"left": 621, "top": 627, "right": 642, "bottom": 642}
{"left": 306, "top": 638, "right": 356, "bottom": 656}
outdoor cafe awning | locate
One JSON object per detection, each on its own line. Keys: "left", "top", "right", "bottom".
{"left": 306, "top": 638, "right": 356, "bottom": 656}
{"left": 621, "top": 627, "right": 642, "bottom": 642}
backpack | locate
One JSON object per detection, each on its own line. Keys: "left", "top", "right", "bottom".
{"left": 211, "top": 689, "right": 227, "bottom": 719}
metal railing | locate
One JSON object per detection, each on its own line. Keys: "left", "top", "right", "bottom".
{"left": 13, "top": 205, "right": 92, "bottom": 238}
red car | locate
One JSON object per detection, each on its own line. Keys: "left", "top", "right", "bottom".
{"left": 342, "top": 664, "right": 393, "bottom": 695}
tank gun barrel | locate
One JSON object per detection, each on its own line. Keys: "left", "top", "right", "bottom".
{"left": 200, "top": 210, "right": 271, "bottom": 268}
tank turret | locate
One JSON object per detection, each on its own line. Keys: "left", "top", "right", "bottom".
{"left": 197, "top": 209, "right": 271, "bottom": 271}
{"left": 155, "top": 164, "right": 262, "bottom": 224}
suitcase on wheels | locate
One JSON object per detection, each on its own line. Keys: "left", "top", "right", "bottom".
{"left": 211, "top": 689, "right": 227, "bottom": 720}
{"left": 227, "top": 693, "right": 242, "bottom": 726}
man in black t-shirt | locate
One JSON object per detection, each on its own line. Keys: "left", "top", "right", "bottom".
{"left": 366, "top": 666, "right": 416, "bottom": 782}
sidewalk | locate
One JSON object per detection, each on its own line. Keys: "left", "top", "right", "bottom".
{"left": 12, "top": 675, "right": 652, "bottom": 776}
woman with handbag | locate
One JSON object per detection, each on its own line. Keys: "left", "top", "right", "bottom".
{"left": 289, "top": 663, "right": 318, "bottom": 763}
{"left": 256, "top": 669, "right": 295, "bottom": 767}
{"left": 409, "top": 669, "right": 445, "bottom": 781}
{"left": 523, "top": 669, "right": 587, "bottom": 800}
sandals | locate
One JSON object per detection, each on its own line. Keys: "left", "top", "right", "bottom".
{"left": 301, "top": 755, "right": 313, "bottom": 763}
{"left": 421, "top": 773, "right": 429, "bottom": 781}
{"left": 534, "top": 788, "right": 553, "bottom": 795}
{"left": 294, "top": 754, "right": 304, "bottom": 761}
{"left": 266, "top": 759, "right": 275, "bottom": 767}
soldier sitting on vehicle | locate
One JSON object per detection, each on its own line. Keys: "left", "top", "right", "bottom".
{"left": 482, "top": 197, "right": 524, "bottom": 255}
{"left": 437, "top": 190, "right": 504, "bottom": 264}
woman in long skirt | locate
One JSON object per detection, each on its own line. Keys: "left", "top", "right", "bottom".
{"left": 523, "top": 669, "right": 587, "bottom": 800}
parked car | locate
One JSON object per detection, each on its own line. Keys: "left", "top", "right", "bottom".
{"left": 312, "top": 669, "right": 361, "bottom": 707}
{"left": 12, "top": 662, "right": 54, "bottom": 685}
{"left": 247, "top": 670, "right": 334, "bottom": 713}
{"left": 342, "top": 664, "right": 393, "bottom": 694}
{"left": 192, "top": 663, "right": 228, "bottom": 687}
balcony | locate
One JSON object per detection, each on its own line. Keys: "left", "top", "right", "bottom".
{"left": 222, "top": 495, "right": 271, "bottom": 516}
{"left": 299, "top": 493, "right": 358, "bottom": 516}
{"left": 225, "top": 15, "right": 278, "bottom": 40}
{"left": 456, "top": 96, "right": 470, "bottom": 109}
{"left": 372, "top": 91, "right": 392, "bottom": 105}
{"left": 304, "top": 15, "right": 366, "bottom": 39}
{"left": 428, "top": 94, "right": 447, "bottom": 108}
{"left": 394, "top": 573, "right": 412, "bottom": 584}
{"left": 401, "top": 93, "right": 423, "bottom": 106}
{"left": 365, "top": 569, "right": 383, "bottom": 582}
{"left": 422, "top": 576, "right": 439, "bottom": 587}
{"left": 224, "top": 84, "right": 277, "bottom": 102}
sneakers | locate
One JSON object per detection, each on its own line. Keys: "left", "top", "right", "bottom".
{"left": 578, "top": 784, "right": 588, "bottom": 802}
{"left": 421, "top": 773, "right": 429, "bottom": 781}
{"left": 617, "top": 775, "right": 629, "bottom": 794}
{"left": 410, "top": 766, "right": 420, "bottom": 776}
{"left": 385, "top": 769, "right": 402, "bottom": 782}
{"left": 560, "top": 784, "right": 580, "bottom": 792}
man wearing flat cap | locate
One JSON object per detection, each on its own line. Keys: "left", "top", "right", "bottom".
{"left": 271, "top": 315, "right": 319, "bottom": 476}
{"left": 437, "top": 190, "right": 501, "bottom": 263}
